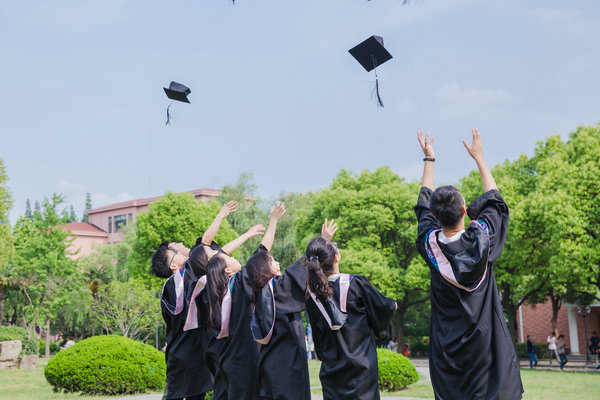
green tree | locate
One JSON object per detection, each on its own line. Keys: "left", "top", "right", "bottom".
{"left": 90, "top": 279, "right": 162, "bottom": 340}
{"left": 11, "top": 194, "right": 80, "bottom": 350}
{"left": 129, "top": 192, "right": 239, "bottom": 285}
{"left": 0, "top": 158, "right": 14, "bottom": 323}
{"left": 296, "top": 168, "right": 429, "bottom": 348}
{"left": 82, "top": 192, "right": 92, "bottom": 222}
{"left": 25, "top": 199, "right": 32, "bottom": 219}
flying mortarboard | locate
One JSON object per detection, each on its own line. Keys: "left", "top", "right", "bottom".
{"left": 163, "top": 81, "right": 191, "bottom": 125}
{"left": 348, "top": 35, "right": 393, "bottom": 107}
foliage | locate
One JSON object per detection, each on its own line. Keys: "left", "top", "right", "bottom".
{"left": 515, "top": 342, "right": 549, "bottom": 359}
{"left": 0, "top": 158, "right": 13, "bottom": 268}
{"left": 10, "top": 194, "right": 81, "bottom": 339}
{"left": 404, "top": 336, "right": 430, "bottom": 357}
{"left": 128, "top": 192, "right": 238, "bottom": 284}
{"left": 82, "top": 192, "right": 92, "bottom": 223}
{"left": 376, "top": 348, "right": 419, "bottom": 391}
{"left": 295, "top": 167, "right": 429, "bottom": 346}
{"left": 90, "top": 279, "right": 162, "bottom": 340}
{"left": 44, "top": 335, "right": 165, "bottom": 395}
{"left": 21, "top": 338, "right": 39, "bottom": 356}
{"left": 39, "top": 339, "right": 60, "bottom": 355}
{"left": 0, "top": 325, "right": 28, "bottom": 341}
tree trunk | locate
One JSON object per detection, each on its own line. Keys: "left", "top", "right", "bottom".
{"left": 500, "top": 282, "right": 520, "bottom": 345}
{"left": 0, "top": 287, "right": 4, "bottom": 323}
{"left": 549, "top": 292, "right": 562, "bottom": 333}
{"left": 45, "top": 317, "right": 50, "bottom": 358}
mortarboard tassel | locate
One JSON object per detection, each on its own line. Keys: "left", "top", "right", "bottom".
{"left": 165, "top": 101, "right": 173, "bottom": 126}
{"left": 371, "top": 55, "right": 384, "bottom": 108}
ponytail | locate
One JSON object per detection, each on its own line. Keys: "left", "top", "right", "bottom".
{"left": 305, "top": 237, "right": 337, "bottom": 302}
{"left": 205, "top": 255, "right": 229, "bottom": 332}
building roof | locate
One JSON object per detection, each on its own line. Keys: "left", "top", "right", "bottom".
{"left": 85, "top": 188, "right": 223, "bottom": 215}
{"left": 61, "top": 222, "right": 108, "bottom": 237}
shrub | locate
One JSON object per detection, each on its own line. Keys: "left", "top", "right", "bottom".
{"left": 20, "top": 339, "right": 39, "bottom": 356}
{"left": 0, "top": 326, "right": 28, "bottom": 341}
{"left": 39, "top": 339, "right": 60, "bottom": 355}
{"left": 44, "top": 335, "right": 166, "bottom": 395}
{"left": 515, "top": 342, "right": 549, "bottom": 359}
{"left": 377, "top": 348, "right": 419, "bottom": 391}
{"left": 405, "top": 336, "right": 430, "bottom": 357}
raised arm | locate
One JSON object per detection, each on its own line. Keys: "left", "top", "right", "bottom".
{"left": 261, "top": 202, "right": 286, "bottom": 252}
{"left": 463, "top": 128, "right": 497, "bottom": 192}
{"left": 221, "top": 224, "right": 265, "bottom": 254}
{"left": 201, "top": 200, "right": 238, "bottom": 245}
{"left": 417, "top": 130, "right": 435, "bottom": 191}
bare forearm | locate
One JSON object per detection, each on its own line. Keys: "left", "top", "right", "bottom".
{"left": 201, "top": 214, "right": 226, "bottom": 245}
{"left": 421, "top": 161, "right": 434, "bottom": 190}
{"left": 475, "top": 157, "right": 497, "bottom": 192}
{"left": 261, "top": 219, "right": 278, "bottom": 252}
{"left": 221, "top": 233, "right": 250, "bottom": 254}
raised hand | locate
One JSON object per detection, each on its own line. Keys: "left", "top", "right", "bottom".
{"left": 246, "top": 224, "right": 266, "bottom": 238}
{"left": 321, "top": 218, "right": 338, "bottom": 241}
{"left": 462, "top": 128, "right": 483, "bottom": 161}
{"left": 417, "top": 130, "right": 435, "bottom": 158}
{"left": 269, "top": 201, "right": 286, "bottom": 221}
{"left": 218, "top": 200, "right": 238, "bottom": 218}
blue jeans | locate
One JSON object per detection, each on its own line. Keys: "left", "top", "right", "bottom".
{"left": 559, "top": 353, "right": 568, "bottom": 369}
{"left": 528, "top": 352, "right": 538, "bottom": 368}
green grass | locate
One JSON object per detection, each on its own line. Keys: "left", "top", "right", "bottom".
{"left": 308, "top": 360, "right": 600, "bottom": 399}
{"left": 2, "top": 357, "right": 599, "bottom": 399}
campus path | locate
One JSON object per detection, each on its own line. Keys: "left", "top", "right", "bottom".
{"left": 108, "top": 359, "right": 434, "bottom": 400}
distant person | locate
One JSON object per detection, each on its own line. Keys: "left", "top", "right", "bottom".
{"left": 526, "top": 335, "right": 538, "bottom": 369}
{"left": 556, "top": 334, "right": 568, "bottom": 370}
{"left": 547, "top": 331, "right": 558, "bottom": 365}
{"left": 402, "top": 343, "right": 411, "bottom": 358}
{"left": 589, "top": 331, "right": 599, "bottom": 362}
{"left": 414, "top": 129, "right": 523, "bottom": 400}
{"left": 64, "top": 337, "right": 76, "bottom": 348}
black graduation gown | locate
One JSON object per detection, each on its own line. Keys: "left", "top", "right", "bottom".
{"left": 306, "top": 275, "right": 397, "bottom": 400}
{"left": 160, "top": 238, "right": 223, "bottom": 399}
{"left": 252, "top": 257, "right": 311, "bottom": 400}
{"left": 161, "top": 263, "right": 212, "bottom": 399}
{"left": 414, "top": 188, "right": 523, "bottom": 400}
{"left": 215, "top": 265, "right": 260, "bottom": 400}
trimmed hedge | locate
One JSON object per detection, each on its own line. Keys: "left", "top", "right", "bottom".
{"left": 515, "top": 342, "right": 549, "bottom": 359}
{"left": 0, "top": 326, "right": 28, "bottom": 341}
{"left": 39, "top": 339, "right": 60, "bottom": 355}
{"left": 377, "top": 348, "right": 419, "bottom": 391}
{"left": 44, "top": 335, "right": 166, "bottom": 395}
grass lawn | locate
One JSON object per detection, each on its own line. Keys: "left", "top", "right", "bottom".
{"left": 2, "top": 357, "right": 599, "bottom": 399}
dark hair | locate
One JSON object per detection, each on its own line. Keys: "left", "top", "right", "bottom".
{"left": 150, "top": 241, "right": 171, "bottom": 278}
{"left": 305, "top": 237, "right": 337, "bottom": 302}
{"left": 205, "top": 254, "right": 230, "bottom": 332}
{"left": 430, "top": 185, "right": 464, "bottom": 227}
{"left": 188, "top": 245, "right": 210, "bottom": 276}
{"left": 245, "top": 251, "right": 275, "bottom": 304}
{"left": 558, "top": 334, "right": 564, "bottom": 339}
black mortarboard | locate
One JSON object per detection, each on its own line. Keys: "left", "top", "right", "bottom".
{"left": 348, "top": 35, "right": 393, "bottom": 107}
{"left": 163, "top": 81, "right": 191, "bottom": 103}
{"left": 163, "top": 81, "right": 191, "bottom": 125}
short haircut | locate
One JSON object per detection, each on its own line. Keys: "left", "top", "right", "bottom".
{"left": 151, "top": 241, "right": 172, "bottom": 278}
{"left": 430, "top": 185, "right": 464, "bottom": 227}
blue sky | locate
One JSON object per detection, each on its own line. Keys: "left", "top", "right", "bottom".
{"left": 2, "top": 0, "right": 599, "bottom": 223}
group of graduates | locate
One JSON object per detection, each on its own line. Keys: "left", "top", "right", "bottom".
{"left": 152, "top": 129, "right": 524, "bottom": 400}
{"left": 152, "top": 202, "right": 397, "bottom": 400}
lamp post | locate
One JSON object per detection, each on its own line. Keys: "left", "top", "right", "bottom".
{"left": 576, "top": 305, "right": 591, "bottom": 365}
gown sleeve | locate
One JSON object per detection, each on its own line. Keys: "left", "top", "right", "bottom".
{"left": 272, "top": 257, "right": 308, "bottom": 314}
{"left": 466, "top": 189, "right": 509, "bottom": 263}
{"left": 414, "top": 187, "right": 441, "bottom": 260}
{"left": 354, "top": 275, "right": 396, "bottom": 339}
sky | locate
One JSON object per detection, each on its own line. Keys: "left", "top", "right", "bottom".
{"left": 2, "top": 0, "right": 599, "bottom": 224}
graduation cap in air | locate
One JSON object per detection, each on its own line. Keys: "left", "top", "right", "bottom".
{"left": 163, "top": 81, "right": 191, "bottom": 125}
{"left": 348, "top": 35, "right": 393, "bottom": 107}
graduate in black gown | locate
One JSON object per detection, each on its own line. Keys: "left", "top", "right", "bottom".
{"left": 152, "top": 201, "right": 265, "bottom": 400}
{"left": 245, "top": 210, "right": 337, "bottom": 400}
{"left": 304, "top": 235, "right": 397, "bottom": 400}
{"left": 414, "top": 129, "right": 523, "bottom": 400}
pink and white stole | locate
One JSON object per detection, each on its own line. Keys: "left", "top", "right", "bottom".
{"left": 308, "top": 273, "right": 351, "bottom": 330}
{"left": 252, "top": 278, "right": 276, "bottom": 345}
{"left": 217, "top": 274, "right": 237, "bottom": 339}
{"left": 160, "top": 268, "right": 185, "bottom": 315}
{"left": 183, "top": 276, "right": 207, "bottom": 331}
{"left": 427, "top": 222, "right": 489, "bottom": 292}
